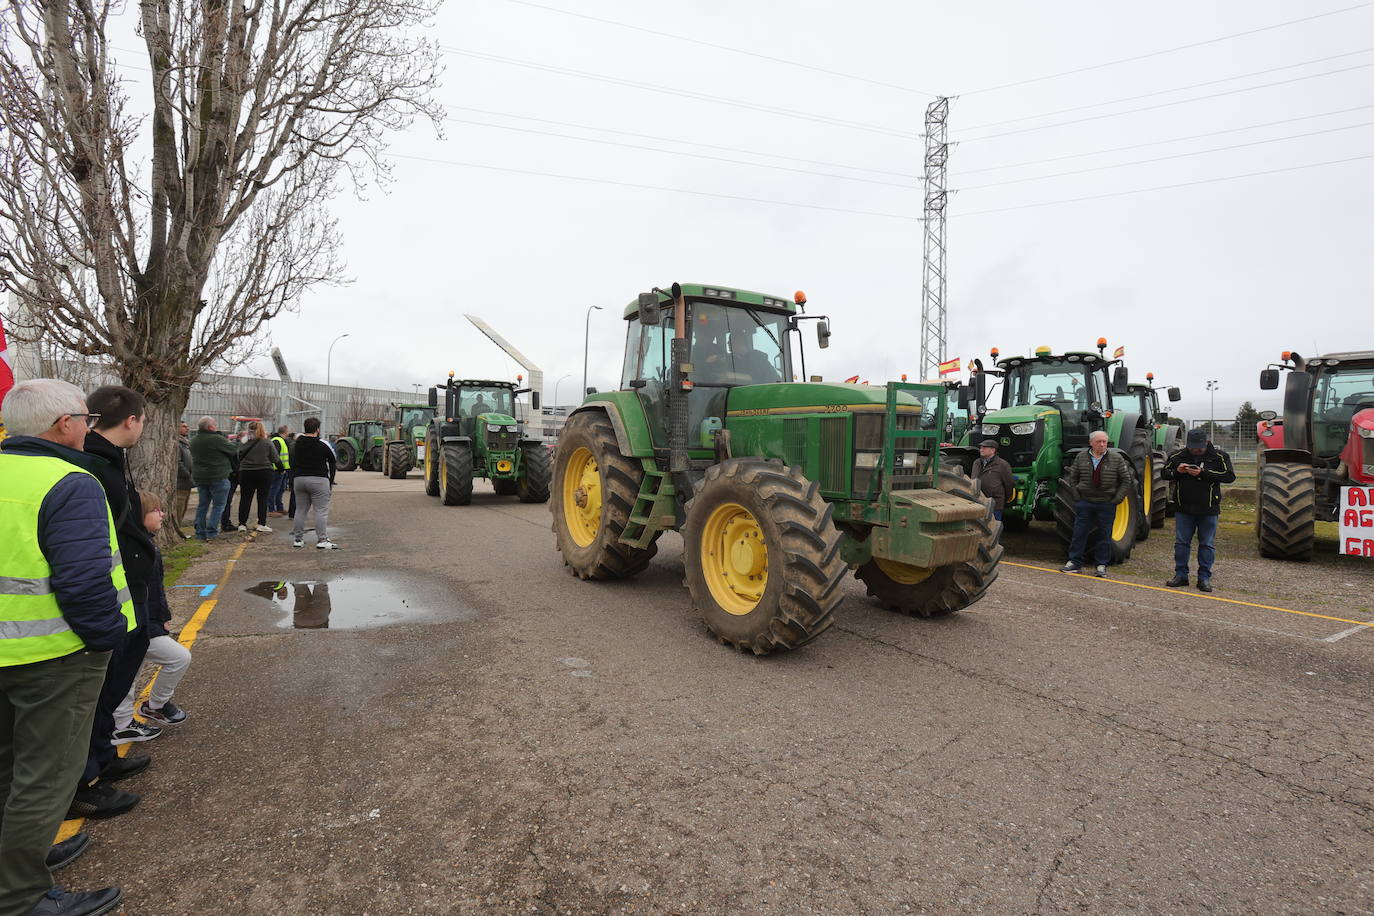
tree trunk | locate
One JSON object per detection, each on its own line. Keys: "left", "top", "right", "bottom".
{"left": 127, "top": 383, "right": 189, "bottom": 548}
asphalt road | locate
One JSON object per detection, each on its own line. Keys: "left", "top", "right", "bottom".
{"left": 61, "top": 472, "right": 1374, "bottom": 914}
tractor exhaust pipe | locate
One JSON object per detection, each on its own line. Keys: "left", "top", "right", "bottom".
{"left": 665, "top": 282, "right": 691, "bottom": 474}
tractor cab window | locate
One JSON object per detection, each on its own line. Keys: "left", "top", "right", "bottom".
{"left": 690, "top": 303, "right": 789, "bottom": 386}
{"left": 398, "top": 407, "right": 433, "bottom": 432}
{"left": 1005, "top": 360, "right": 1102, "bottom": 448}
{"left": 623, "top": 316, "right": 671, "bottom": 444}
{"left": 457, "top": 388, "right": 513, "bottom": 419}
{"left": 1313, "top": 367, "right": 1374, "bottom": 454}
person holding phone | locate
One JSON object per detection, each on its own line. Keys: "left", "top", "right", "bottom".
{"left": 1162, "top": 427, "right": 1236, "bottom": 592}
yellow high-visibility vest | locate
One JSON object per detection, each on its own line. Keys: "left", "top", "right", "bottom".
{"left": 271, "top": 435, "right": 291, "bottom": 470}
{"left": 0, "top": 453, "right": 136, "bottom": 666}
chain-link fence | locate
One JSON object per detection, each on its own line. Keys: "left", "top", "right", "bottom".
{"left": 1182, "top": 419, "right": 1258, "bottom": 485}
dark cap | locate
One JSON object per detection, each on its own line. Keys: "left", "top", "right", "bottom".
{"left": 1186, "top": 428, "right": 1208, "bottom": 448}
{"left": 979, "top": 439, "right": 999, "bottom": 449}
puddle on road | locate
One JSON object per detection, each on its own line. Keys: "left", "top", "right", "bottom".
{"left": 244, "top": 573, "right": 472, "bottom": 630}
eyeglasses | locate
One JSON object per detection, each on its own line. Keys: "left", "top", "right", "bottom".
{"left": 55, "top": 413, "right": 101, "bottom": 430}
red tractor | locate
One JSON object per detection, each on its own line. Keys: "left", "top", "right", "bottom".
{"left": 1256, "top": 350, "right": 1374, "bottom": 560}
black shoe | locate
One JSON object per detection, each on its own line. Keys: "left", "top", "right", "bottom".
{"left": 1197, "top": 579, "right": 1213, "bottom": 593}
{"left": 99, "top": 753, "right": 149, "bottom": 782}
{"left": 1165, "top": 575, "right": 1188, "bottom": 588}
{"left": 44, "top": 833, "right": 92, "bottom": 871}
{"left": 67, "top": 782, "right": 140, "bottom": 820}
{"left": 24, "top": 885, "right": 123, "bottom": 916}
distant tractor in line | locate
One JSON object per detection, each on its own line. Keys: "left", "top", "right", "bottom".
{"left": 424, "top": 376, "right": 550, "bottom": 505}
{"left": 1256, "top": 350, "right": 1374, "bottom": 560}
{"left": 334, "top": 419, "right": 386, "bottom": 472}
{"left": 1126, "top": 372, "right": 1184, "bottom": 524}
{"left": 381, "top": 403, "right": 437, "bottom": 479}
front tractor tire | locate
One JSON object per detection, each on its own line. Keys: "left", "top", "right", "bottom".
{"left": 386, "top": 442, "right": 411, "bottom": 479}
{"left": 439, "top": 442, "right": 473, "bottom": 506}
{"left": 424, "top": 434, "right": 440, "bottom": 497}
{"left": 517, "top": 443, "right": 552, "bottom": 503}
{"left": 1126, "top": 430, "right": 1155, "bottom": 542}
{"left": 683, "top": 459, "right": 846, "bottom": 655}
{"left": 550, "top": 411, "right": 659, "bottom": 580}
{"left": 1053, "top": 467, "right": 1140, "bottom": 565}
{"left": 364, "top": 445, "right": 383, "bottom": 473}
{"left": 1256, "top": 462, "right": 1315, "bottom": 561}
{"left": 335, "top": 440, "right": 358, "bottom": 472}
{"left": 1147, "top": 450, "right": 1167, "bottom": 530}
{"left": 855, "top": 467, "right": 1004, "bottom": 617}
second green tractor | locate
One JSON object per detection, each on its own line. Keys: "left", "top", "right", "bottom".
{"left": 424, "top": 377, "right": 551, "bottom": 505}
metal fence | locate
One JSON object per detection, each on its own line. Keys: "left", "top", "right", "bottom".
{"left": 1181, "top": 419, "right": 1260, "bottom": 463}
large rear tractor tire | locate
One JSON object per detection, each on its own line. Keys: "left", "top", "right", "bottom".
{"left": 854, "top": 468, "right": 1003, "bottom": 617}
{"left": 683, "top": 459, "right": 845, "bottom": 654}
{"left": 1126, "top": 430, "right": 1154, "bottom": 542}
{"left": 336, "top": 440, "right": 358, "bottom": 472}
{"left": 439, "top": 442, "right": 473, "bottom": 506}
{"left": 386, "top": 442, "right": 411, "bottom": 479}
{"left": 517, "top": 443, "right": 552, "bottom": 503}
{"left": 551, "top": 411, "right": 659, "bottom": 579}
{"left": 1147, "top": 449, "right": 1167, "bottom": 529}
{"left": 423, "top": 433, "right": 440, "bottom": 497}
{"left": 1053, "top": 466, "right": 1139, "bottom": 565}
{"left": 1256, "top": 462, "right": 1315, "bottom": 560}
{"left": 364, "top": 445, "right": 382, "bottom": 473}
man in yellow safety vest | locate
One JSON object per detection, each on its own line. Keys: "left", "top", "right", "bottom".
{"left": 269, "top": 424, "right": 291, "bottom": 517}
{"left": 0, "top": 379, "right": 134, "bottom": 916}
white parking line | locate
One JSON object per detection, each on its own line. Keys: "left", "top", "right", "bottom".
{"left": 1322, "top": 624, "right": 1369, "bottom": 643}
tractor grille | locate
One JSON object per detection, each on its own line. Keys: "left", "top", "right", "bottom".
{"left": 783, "top": 419, "right": 807, "bottom": 466}
{"left": 976, "top": 422, "right": 1043, "bottom": 468}
{"left": 486, "top": 429, "right": 519, "bottom": 451}
{"left": 1363, "top": 435, "right": 1374, "bottom": 478}
{"left": 818, "top": 417, "right": 847, "bottom": 492}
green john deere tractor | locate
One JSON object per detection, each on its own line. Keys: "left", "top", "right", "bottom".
{"left": 942, "top": 342, "right": 1151, "bottom": 562}
{"left": 549, "top": 282, "right": 1003, "bottom": 656}
{"left": 423, "top": 377, "right": 551, "bottom": 504}
{"left": 381, "top": 403, "right": 437, "bottom": 479}
{"left": 334, "top": 419, "right": 386, "bottom": 472}
{"left": 1126, "top": 373, "right": 1184, "bottom": 522}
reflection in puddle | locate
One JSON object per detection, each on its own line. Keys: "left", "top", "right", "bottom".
{"left": 245, "top": 574, "right": 463, "bottom": 630}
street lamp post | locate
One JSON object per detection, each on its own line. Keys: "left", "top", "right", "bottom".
{"left": 553, "top": 373, "right": 572, "bottom": 406}
{"left": 326, "top": 333, "right": 350, "bottom": 387}
{"left": 1206, "top": 379, "right": 1219, "bottom": 438}
{"left": 583, "top": 306, "right": 603, "bottom": 397}
{"left": 325, "top": 332, "right": 349, "bottom": 435}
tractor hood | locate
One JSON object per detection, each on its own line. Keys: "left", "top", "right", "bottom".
{"left": 1343, "top": 407, "right": 1374, "bottom": 483}
{"left": 976, "top": 405, "right": 1054, "bottom": 426}
{"left": 724, "top": 382, "right": 926, "bottom": 416}
{"left": 476, "top": 412, "right": 517, "bottom": 426}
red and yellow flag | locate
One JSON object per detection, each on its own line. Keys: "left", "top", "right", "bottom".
{"left": 938, "top": 357, "right": 960, "bottom": 375}
{"left": 1113, "top": 346, "right": 1125, "bottom": 359}
{"left": 843, "top": 374, "right": 861, "bottom": 384}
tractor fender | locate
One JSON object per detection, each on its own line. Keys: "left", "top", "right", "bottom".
{"left": 1255, "top": 447, "right": 1312, "bottom": 467}
{"left": 440, "top": 435, "right": 473, "bottom": 446}
{"left": 517, "top": 437, "right": 544, "bottom": 448}
{"left": 570, "top": 400, "right": 640, "bottom": 456}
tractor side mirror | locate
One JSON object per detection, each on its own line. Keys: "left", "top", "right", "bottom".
{"left": 638, "top": 292, "right": 661, "bottom": 326}
{"left": 1167, "top": 386, "right": 1181, "bottom": 402}
{"left": 586, "top": 386, "right": 598, "bottom": 395}
{"left": 816, "top": 319, "right": 831, "bottom": 349}
{"left": 957, "top": 385, "right": 971, "bottom": 411}
{"left": 530, "top": 392, "right": 540, "bottom": 410}
{"left": 1111, "top": 366, "right": 1129, "bottom": 395}
{"left": 1259, "top": 369, "right": 1280, "bottom": 390}
{"left": 972, "top": 373, "right": 988, "bottom": 407}
{"left": 1258, "top": 409, "right": 1277, "bottom": 420}
{"left": 427, "top": 387, "right": 438, "bottom": 408}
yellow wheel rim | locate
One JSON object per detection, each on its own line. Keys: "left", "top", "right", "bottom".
{"left": 1142, "top": 458, "right": 1152, "bottom": 517}
{"left": 874, "top": 557, "right": 935, "bottom": 585}
{"left": 1113, "top": 498, "right": 1131, "bottom": 541}
{"left": 700, "top": 502, "right": 768, "bottom": 615}
{"left": 425, "top": 442, "right": 433, "bottom": 483}
{"left": 562, "top": 447, "right": 602, "bottom": 548}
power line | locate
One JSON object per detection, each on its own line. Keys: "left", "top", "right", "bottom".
{"left": 506, "top": 0, "right": 938, "bottom": 96}
{"left": 960, "top": 60, "right": 1374, "bottom": 143}
{"left": 960, "top": 1, "right": 1374, "bottom": 96}
{"left": 442, "top": 115, "right": 916, "bottom": 188}
{"left": 956, "top": 103, "right": 1374, "bottom": 174}
{"left": 963, "top": 46, "right": 1374, "bottom": 131}
{"left": 443, "top": 104, "right": 919, "bottom": 178}
{"left": 389, "top": 152, "right": 921, "bottom": 221}
{"left": 442, "top": 46, "right": 919, "bottom": 140}
{"left": 953, "top": 152, "right": 1374, "bottom": 217}
{"left": 954, "top": 120, "right": 1374, "bottom": 190}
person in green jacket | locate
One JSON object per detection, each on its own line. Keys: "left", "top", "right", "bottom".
{"left": 1061, "top": 430, "right": 1133, "bottom": 577}
{"left": 189, "top": 417, "right": 237, "bottom": 540}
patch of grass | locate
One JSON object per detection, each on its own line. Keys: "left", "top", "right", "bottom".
{"left": 162, "top": 539, "right": 209, "bottom": 587}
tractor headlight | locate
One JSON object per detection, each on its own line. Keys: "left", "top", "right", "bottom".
{"left": 896, "top": 451, "right": 921, "bottom": 468}
{"left": 980, "top": 424, "right": 1000, "bottom": 435}
{"left": 1009, "top": 422, "right": 1037, "bottom": 435}
{"left": 855, "top": 451, "right": 880, "bottom": 468}
{"left": 1359, "top": 427, "right": 1374, "bottom": 439}
{"left": 487, "top": 423, "right": 502, "bottom": 432}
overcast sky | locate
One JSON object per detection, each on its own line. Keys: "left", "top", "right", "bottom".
{"left": 121, "top": 1, "right": 1374, "bottom": 418}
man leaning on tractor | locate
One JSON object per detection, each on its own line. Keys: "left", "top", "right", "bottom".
{"left": 1061, "top": 430, "right": 1133, "bottom": 578}
{"left": 1163, "top": 427, "right": 1236, "bottom": 592}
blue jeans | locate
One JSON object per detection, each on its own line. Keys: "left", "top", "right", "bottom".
{"left": 195, "top": 478, "right": 231, "bottom": 539}
{"left": 1174, "top": 512, "right": 1218, "bottom": 581}
{"left": 992, "top": 507, "right": 1003, "bottom": 521}
{"left": 269, "top": 470, "right": 289, "bottom": 512}
{"left": 1068, "top": 499, "right": 1116, "bottom": 567}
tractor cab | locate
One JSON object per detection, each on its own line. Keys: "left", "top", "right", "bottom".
{"left": 349, "top": 420, "right": 385, "bottom": 447}
{"left": 379, "top": 402, "right": 436, "bottom": 479}
{"left": 228, "top": 416, "right": 264, "bottom": 444}
{"left": 1127, "top": 373, "right": 1184, "bottom": 455}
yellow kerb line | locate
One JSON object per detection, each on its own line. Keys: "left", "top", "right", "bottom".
{"left": 1002, "top": 560, "right": 1374, "bottom": 628}
{"left": 56, "top": 537, "right": 253, "bottom": 843}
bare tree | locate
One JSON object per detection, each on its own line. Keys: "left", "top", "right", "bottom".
{"left": 233, "top": 390, "right": 277, "bottom": 422}
{"left": 0, "top": 0, "right": 441, "bottom": 531}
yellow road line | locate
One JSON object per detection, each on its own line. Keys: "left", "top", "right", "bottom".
{"left": 1001, "top": 560, "right": 1374, "bottom": 628}
{"left": 56, "top": 537, "right": 253, "bottom": 843}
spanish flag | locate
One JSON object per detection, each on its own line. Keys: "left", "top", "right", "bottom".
{"left": 938, "top": 357, "right": 960, "bottom": 375}
{"left": 843, "top": 374, "right": 861, "bottom": 384}
{"left": 1113, "top": 346, "right": 1125, "bottom": 359}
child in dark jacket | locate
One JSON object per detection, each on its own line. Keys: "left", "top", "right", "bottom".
{"left": 111, "top": 492, "right": 193, "bottom": 744}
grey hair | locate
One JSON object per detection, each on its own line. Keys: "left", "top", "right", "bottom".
{"left": 1089, "top": 430, "right": 1109, "bottom": 442}
{"left": 0, "top": 378, "right": 88, "bottom": 437}
{"left": 197, "top": 416, "right": 216, "bottom": 431}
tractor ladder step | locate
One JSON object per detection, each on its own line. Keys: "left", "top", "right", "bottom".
{"left": 623, "top": 466, "right": 676, "bottom": 548}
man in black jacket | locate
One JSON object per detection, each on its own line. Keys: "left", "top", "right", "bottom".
{"left": 71, "top": 385, "right": 156, "bottom": 819}
{"left": 1162, "top": 427, "right": 1236, "bottom": 592}
{"left": 972, "top": 439, "right": 1015, "bottom": 522}
{"left": 290, "top": 417, "right": 339, "bottom": 549}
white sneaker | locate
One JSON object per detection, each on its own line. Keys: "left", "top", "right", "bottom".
{"left": 237, "top": 524, "right": 248, "bottom": 532}
{"left": 255, "top": 524, "right": 273, "bottom": 533}
{"left": 292, "top": 537, "right": 303, "bottom": 548}
{"left": 316, "top": 539, "right": 339, "bottom": 550}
